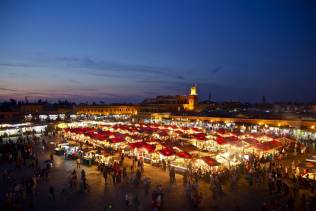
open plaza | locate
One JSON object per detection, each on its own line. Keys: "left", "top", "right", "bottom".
{"left": 1, "top": 116, "right": 316, "bottom": 211}
{"left": 1, "top": 1, "right": 315, "bottom": 210}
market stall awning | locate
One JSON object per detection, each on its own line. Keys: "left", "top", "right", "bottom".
{"left": 193, "top": 133, "right": 206, "bottom": 141}
{"left": 176, "top": 151, "right": 192, "bottom": 159}
{"left": 142, "top": 143, "right": 156, "bottom": 153}
{"left": 217, "top": 128, "right": 226, "bottom": 134}
{"left": 158, "top": 131, "right": 169, "bottom": 137}
{"left": 129, "top": 142, "right": 144, "bottom": 149}
{"left": 159, "top": 147, "right": 175, "bottom": 156}
{"left": 109, "top": 137, "right": 125, "bottom": 144}
{"left": 191, "top": 128, "right": 202, "bottom": 132}
{"left": 201, "top": 156, "right": 219, "bottom": 166}
{"left": 216, "top": 136, "right": 227, "bottom": 145}
{"left": 254, "top": 140, "right": 282, "bottom": 151}
{"left": 277, "top": 137, "right": 295, "bottom": 144}
{"left": 242, "top": 138, "right": 259, "bottom": 145}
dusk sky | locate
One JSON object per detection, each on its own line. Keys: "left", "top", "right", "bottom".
{"left": 0, "top": 0, "right": 315, "bottom": 103}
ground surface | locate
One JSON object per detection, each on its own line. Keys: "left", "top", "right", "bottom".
{"left": 0, "top": 136, "right": 314, "bottom": 211}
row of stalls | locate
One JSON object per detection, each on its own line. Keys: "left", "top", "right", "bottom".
{"left": 54, "top": 140, "right": 113, "bottom": 166}
{"left": 301, "top": 155, "right": 316, "bottom": 182}
{"left": 57, "top": 122, "right": 292, "bottom": 174}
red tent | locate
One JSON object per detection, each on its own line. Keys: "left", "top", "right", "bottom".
{"left": 217, "top": 128, "right": 226, "bottom": 134}
{"left": 158, "top": 131, "right": 169, "bottom": 137}
{"left": 265, "top": 140, "right": 282, "bottom": 148}
{"left": 202, "top": 156, "right": 219, "bottom": 166}
{"left": 216, "top": 136, "right": 227, "bottom": 145}
{"left": 129, "top": 134, "right": 142, "bottom": 140}
{"left": 242, "top": 138, "right": 259, "bottom": 145}
{"left": 194, "top": 133, "right": 206, "bottom": 141}
{"left": 176, "top": 151, "right": 192, "bottom": 159}
{"left": 129, "top": 142, "right": 144, "bottom": 149}
{"left": 159, "top": 147, "right": 174, "bottom": 156}
{"left": 142, "top": 143, "right": 156, "bottom": 153}
{"left": 109, "top": 137, "right": 125, "bottom": 144}
{"left": 174, "top": 130, "right": 184, "bottom": 135}
{"left": 254, "top": 140, "right": 282, "bottom": 151}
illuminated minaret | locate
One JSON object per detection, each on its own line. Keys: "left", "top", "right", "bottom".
{"left": 188, "top": 84, "right": 198, "bottom": 111}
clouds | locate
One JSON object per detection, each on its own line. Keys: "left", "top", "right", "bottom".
{"left": 0, "top": 86, "right": 17, "bottom": 92}
{"left": 210, "top": 66, "right": 223, "bottom": 75}
{"left": 0, "top": 87, "right": 130, "bottom": 102}
{"left": 0, "top": 63, "right": 35, "bottom": 68}
{"left": 0, "top": 51, "right": 315, "bottom": 103}
{"left": 0, "top": 54, "right": 196, "bottom": 102}
{"left": 55, "top": 56, "right": 187, "bottom": 81}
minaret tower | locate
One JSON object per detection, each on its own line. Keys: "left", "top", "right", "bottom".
{"left": 188, "top": 84, "right": 198, "bottom": 111}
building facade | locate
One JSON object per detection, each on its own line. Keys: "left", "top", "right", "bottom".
{"left": 19, "top": 104, "right": 44, "bottom": 114}
{"left": 74, "top": 105, "right": 139, "bottom": 115}
{"left": 140, "top": 85, "right": 199, "bottom": 113}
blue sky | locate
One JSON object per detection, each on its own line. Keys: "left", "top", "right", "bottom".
{"left": 0, "top": 0, "right": 315, "bottom": 103}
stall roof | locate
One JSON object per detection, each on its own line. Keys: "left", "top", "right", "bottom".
{"left": 109, "top": 137, "right": 125, "bottom": 144}
{"left": 201, "top": 156, "right": 219, "bottom": 166}
{"left": 217, "top": 128, "right": 226, "bottom": 134}
{"left": 277, "top": 137, "right": 296, "bottom": 143}
{"left": 177, "top": 144, "right": 198, "bottom": 153}
{"left": 216, "top": 136, "right": 227, "bottom": 145}
{"left": 158, "top": 131, "right": 169, "bottom": 137}
{"left": 142, "top": 143, "right": 156, "bottom": 153}
{"left": 191, "top": 127, "right": 202, "bottom": 132}
{"left": 159, "top": 147, "right": 175, "bottom": 156}
{"left": 193, "top": 133, "right": 206, "bottom": 141}
{"left": 129, "top": 142, "right": 143, "bottom": 149}
{"left": 254, "top": 140, "right": 282, "bottom": 151}
{"left": 176, "top": 151, "right": 192, "bottom": 159}
{"left": 242, "top": 138, "right": 259, "bottom": 145}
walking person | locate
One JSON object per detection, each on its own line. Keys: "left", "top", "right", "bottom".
{"left": 49, "top": 186, "right": 55, "bottom": 201}
{"left": 50, "top": 152, "right": 54, "bottom": 163}
{"left": 103, "top": 168, "right": 108, "bottom": 186}
{"left": 76, "top": 158, "right": 81, "bottom": 169}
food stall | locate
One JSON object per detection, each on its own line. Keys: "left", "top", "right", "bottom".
{"left": 191, "top": 156, "right": 220, "bottom": 175}
{"left": 248, "top": 140, "right": 282, "bottom": 157}
{"left": 169, "top": 151, "right": 192, "bottom": 174}
{"left": 82, "top": 149, "right": 97, "bottom": 166}
{"left": 64, "top": 145, "right": 81, "bottom": 160}
{"left": 216, "top": 151, "right": 241, "bottom": 168}
{"left": 157, "top": 147, "right": 175, "bottom": 168}
{"left": 54, "top": 143, "right": 69, "bottom": 155}
{"left": 94, "top": 152, "right": 113, "bottom": 166}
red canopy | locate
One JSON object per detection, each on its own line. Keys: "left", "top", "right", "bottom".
{"left": 254, "top": 140, "right": 282, "bottom": 151}
{"left": 128, "top": 142, "right": 144, "bottom": 149}
{"left": 216, "top": 136, "right": 227, "bottom": 145}
{"left": 67, "top": 127, "right": 95, "bottom": 134}
{"left": 242, "top": 138, "right": 259, "bottom": 145}
{"left": 129, "top": 134, "right": 142, "bottom": 140}
{"left": 158, "top": 131, "right": 169, "bottom": 137}
{"left": 202, "top": 156, "right": 219, "bottom": 166}
{"left": 142, "top": 143, "right": 156, "bottom": 153}
{"left": 159, "top": 147, "right": 174, "bottom": 156}
{"left": 265, "top": 140, "right": 282, "bottom": 147}
{"left": 176, "top": 151, "right": 192, "bottom": 159}
{"left": 217, "top": 128, "right": 226, "bottom": 134}
{"left": 191, "top": 128, "right": 202, "bottom": 132}
{"left": 194, "top": 133, "right": 206, "bottom": 141}
{"left": 109, "top": 137, "right": 125, "bottom": 144}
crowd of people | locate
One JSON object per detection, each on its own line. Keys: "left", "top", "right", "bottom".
{"left": 1, "top": 127, "right": 316, "bottom": 211}
{"left": 0, "top": 135, "right": 53, "bottom": 211}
